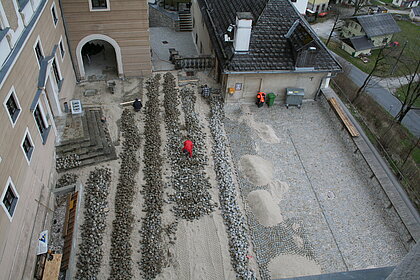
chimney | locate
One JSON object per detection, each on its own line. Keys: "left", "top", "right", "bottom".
{"left": 233, "top": 12, "right": 253, "bottom": 52}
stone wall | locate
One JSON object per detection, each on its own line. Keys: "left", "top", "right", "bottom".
{"left": 149, "top": 4, "right": 177, "bottom": 29}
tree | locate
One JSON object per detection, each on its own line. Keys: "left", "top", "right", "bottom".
{"left": 352, "top": 47, "right": 387, "bottom": 103}
{"left": 393, "top": 59, "right": 420, "bottom": 123}
{"left": 347, "top": 0, "right": 371, "bottom": 16}
{"left": 326, "top": 13, "right": 341, "bottom": 47}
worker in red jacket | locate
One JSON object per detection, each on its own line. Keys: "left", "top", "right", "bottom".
{"left": 182, "top": 139, "right": 194, "bottom": 158}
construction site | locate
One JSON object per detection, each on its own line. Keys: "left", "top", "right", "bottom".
{"left": 19, "top": 1, "right": 419, "bottom": 280}
{"left": 45, "top": 64, "right": 417, "bottom": 279}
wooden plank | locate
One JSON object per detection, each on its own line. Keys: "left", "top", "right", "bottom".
{"left": 328, "top": 98, "right": 360, "bottom": 137}
{"left": 60, "top": 192, "right": 78, "bottom": 271}
{"left": 42, "top": 254, "right": 62, "bottom": 280}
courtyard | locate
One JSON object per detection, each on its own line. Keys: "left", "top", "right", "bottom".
{"left": 50, "top": 70, "right": 411, "bottom": 280}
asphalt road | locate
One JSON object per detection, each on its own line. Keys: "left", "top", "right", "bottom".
{"left": 334, "top": 56, "right": 420, "bottom": 137}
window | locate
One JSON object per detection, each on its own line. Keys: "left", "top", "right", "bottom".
{"left": 4, "top": 87, "right": 21, "bottom": 126}
{"left": 34, "top": 40, "right": 44, "bottom": 65}
{"left": 1, "top": 178, "right": 19, "bottom": 220}
{"left": 51, "top": 4, "right": 58, "bottom": 26}
{"left": 52, "top": 59, "right": 62, "bottom": 86}
{"left": 21, "top": 129, "right": 34, "bottom": 163}
{"left": 90, "top": 0, "right": 110, "bottom": 11}
{"left": 33, "top": 104, "right": 50, "bottom": 144}
{"left": 59, "top": 39, "right": 65, "bottom": 59}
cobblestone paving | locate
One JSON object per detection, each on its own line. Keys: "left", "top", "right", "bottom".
{"left": 224, "top": 101, "right": 408, "bottom": 277}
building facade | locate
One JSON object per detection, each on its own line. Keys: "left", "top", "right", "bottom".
{"left": 60, "top": 0, "right": 152, "bottom": 80}
{"left": 192, "top": 0, "right": 341, "bottom": 103}
{"left": 0, "top": 0, "right": 76, "bottom": 278}
{"left": 340, "top": 14, "right": 401, "bottom": 57}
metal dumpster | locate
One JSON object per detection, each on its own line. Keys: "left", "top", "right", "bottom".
{"left": 285, "top": 88, "right": 304, "bottom": 109}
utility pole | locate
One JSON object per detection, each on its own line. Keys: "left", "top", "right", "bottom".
{"left": 390, "top": 40, "right": 407, "bottom": 75}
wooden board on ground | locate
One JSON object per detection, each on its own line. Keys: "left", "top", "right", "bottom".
{"left": 42, "top": 254, "right": 62, "bottom": 280}
{"left": 328, "top": 97, "right": 360, "bottom": 137}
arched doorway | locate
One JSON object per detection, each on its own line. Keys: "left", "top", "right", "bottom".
{"left": 76, "top": 34, "right": 123, "bottom": 80}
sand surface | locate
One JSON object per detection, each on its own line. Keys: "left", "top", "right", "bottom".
{"left": 248, "top": 190, "right": 284, "bottom": 226}
{"left": 268, "top": 254, "right": 321, "bottom": 279}
{"left": 240, "top": 155, "right": 274, "bottom": 186}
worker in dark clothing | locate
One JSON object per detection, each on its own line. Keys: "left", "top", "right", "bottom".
{"left": 182, "top": 139, "right": 194, "bottom": 158}
{"left": 201, "top": 84, "right": 210, "bottom": 98}
{"left": 256, "top": 92, "right": 266, "bottom": 108}
{"left": 133, "top": 98, "right": 142, "bottom": 112}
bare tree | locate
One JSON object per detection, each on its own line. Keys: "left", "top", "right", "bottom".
{"left": 393, "top": 59, "right": 420, "bottom": 123}
{"left": 352, "top": 47, "right": 387, "bottom": 103}
{"left": 326, "top": 13, "right": 341, "bottom": 47}
{"left": 347, "top": 0, "right": 371, "bottom": 16}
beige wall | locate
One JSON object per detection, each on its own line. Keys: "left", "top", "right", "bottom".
{"left": 371, "top": 34, "right": 393, "bottom": 47}
{"left": 192, "top": 0, "right": 212, "bottom": 55}
{"left": 224, "top": 72, "right": 325, "bottom": 103}
{"left": 0, "top": 0, "right": 19, "bottom": 30}
{"left": 0, "top": 0, "right": 75, "bottom": 278}
{"left": 61, "top": 0, "right": 152, "bottom": 78}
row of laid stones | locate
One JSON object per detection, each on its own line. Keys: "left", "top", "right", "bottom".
{"left": 223, "top": 114, "right": 315, "bottom": 280}
{"left": 209, "top": 97, "right": 256, "bottom": 280}
{"left": 109, "top": 108, "right": 141, "bottom": 279}
{"left": 139, "top": 74, "right": 165, "bottom": 279}
{"left": 56, "top": 154, "right": 81, "bottom": 171}
{"left": 164, "top": 74, "right": 215, "bottom": 221}
{"left": 75, "top": 167, "right": 111, "bottom": 279}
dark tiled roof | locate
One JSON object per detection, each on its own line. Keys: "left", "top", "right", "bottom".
{"left": 346, "top": 36, "right": 374, "bottom": 51}
{"left": 356, "top": 13, "right": 401, "bottom": 38}
{"left": 413, "top": 7, "right": 420, "bottom": 17}
{"left": 197, "top": 0, "right": 341, "bottom": 73}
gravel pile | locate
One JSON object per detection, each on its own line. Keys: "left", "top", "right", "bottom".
{"left": 75, "top": 167, "right": 111, "bottom": 279}
{"left": 56, "top": 154, "right": 81, "bottom": 171}
{"left": 139, "top": 74, "right": 165, "bottom": 279}
{"left": 109, "top": 108, "right": 141, "bottom": 279}
{"left": 209, "top": 97, "right": 256, "bottom": 280}
{"left": 163, "top": 73, "right": 215, "bottom": 221}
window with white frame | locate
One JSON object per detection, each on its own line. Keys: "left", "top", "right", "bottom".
{"left": 52, "top": 58, "right": 62, "bottom": 86}
{"left": 34, "top": 40, "right": 44, "bottom": 65}
{"left": 51, "top": 3, "right": 58, "bottom": 26}
{"left": 33, "top": 103, "right": 49, "bottom": 143}
{"left": 21, "top": 128, "right": 34, "bottom": 163}
{"left": 1, "top": 177, "right": 19, "bottom": 220}
{"left": 4, "top": 87, "right": 21, "bottom": 126}
{"left": 59, "top": 39, "right": 65, "bottom": 59}
{"left": 89, "top": 0, "right": 110, "bottom": 11}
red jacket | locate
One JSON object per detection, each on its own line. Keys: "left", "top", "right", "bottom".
{"left": 182, "top": 140, "right": 193, "bottom": 157}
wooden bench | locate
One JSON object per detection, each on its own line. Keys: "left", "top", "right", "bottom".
{"left": 328, "top": 97, "right": 360, "bottom": 137}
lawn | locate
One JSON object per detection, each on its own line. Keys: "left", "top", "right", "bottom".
{"left": 395, "top": 82, "right": 420, "bottom": 108}
{"left": 325, "top": 20, "right": 420, "bottom": 77}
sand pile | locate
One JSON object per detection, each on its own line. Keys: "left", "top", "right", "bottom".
{"left": 239, "top": 155, "right": 274, "bottom": 186}
{"left": 248, "top": 190, "right": 283, "bottom": 226}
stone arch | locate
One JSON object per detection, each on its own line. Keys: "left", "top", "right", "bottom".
{"left": 76, "top": 34, "right": 123, "bottom": 79}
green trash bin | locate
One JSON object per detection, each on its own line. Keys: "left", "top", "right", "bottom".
{"left": 266, "top": 93, "right": 276, "bottom": 107}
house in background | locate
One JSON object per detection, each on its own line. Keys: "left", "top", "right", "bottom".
{"left": 191, "top": 0, "right": 341, "bottom": 103}
{"left": 291, "top": 0, "right": 309, "bottom": 14}
{"left": 392, "top": 0, "right": 419, "bottom": 8}
{"left": 409, "top": 6, "right": 420, "bottom": 20}
{"left": 340, "top": 13, "right": 401, "bottom": 57}
{"left": 0, "top": 0, "right": 76, "bottom": 279}
{"left": 306, "top": 0, "right": 329, "bottom": 14}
